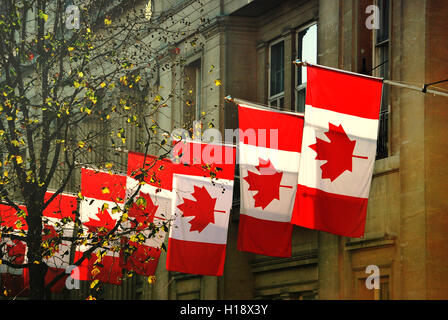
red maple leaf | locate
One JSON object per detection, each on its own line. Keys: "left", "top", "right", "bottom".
{"left": 128, "top": 192, "right": 159, "bottom": 231}
{"left": 243, "top": 158, "right": 286, "bottom": 209}
{"left": 309, "top": 123, "right": 367, "bottom": 182}
{"left": 6, "top": 240, "right": 26, "bottom": 264}
{"left": 42, "top": 224, "right": 64, "bottom": 258}
{"left": 42, "top": 224, "right": 59, "bottom": 247}
{"left": 177, "top": 185, "right": 222, "bottom": 233}
{"left": 84, "top": 207, "right": 117, "bottom": 235}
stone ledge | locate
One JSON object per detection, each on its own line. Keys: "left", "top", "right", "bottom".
{"left": 345, "top": 232, "right": 396, "bottom": 251}
{"left": 373, "top": 154, "right": 400, "bottom": 177}
{"left": 251, "top": 249, "right": 318, "bottom": 273}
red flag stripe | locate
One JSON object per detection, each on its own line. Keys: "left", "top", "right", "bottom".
{"left": 166, "top": 238, "right": 226, "bottom": 276}
{"left": 171, "top": 140, "right": 236, "bottom": 180}
{"left": 81, "top": 168, "right": 127, "bottom": 202}
{"left": 238, "top": 104, "right": 304, "bottom": 152}
{"left": 0, "top": 204, "right": 28, "bottom": 230}
{"left": 119, "top": 238, "right": 162, "bottom": 276}
{"left": 127, "top": 152, "right": 175, "bottom": 191}
{"left": 293, "top": 182, "right": 368, "bottom": 237}
{"left": 43, "top": 192, "right": 77, "bottom": 220}
{"left": 306, "top": 64, "right": 383, "bottom": 120}
{"left": 237, "top": 214, "right": 292, "bottom": 258}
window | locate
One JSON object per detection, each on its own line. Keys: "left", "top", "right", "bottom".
{"left": 374, "top": 0, "right": 390, "bottom": 159}
{"left": 357, "top": 275, "right": 390, "bottom": 300}
{"left": 183, "top": 59, "right": 202, "bottom": 131}
{"left": 295, "top": 23, "right": 317, "bottom": 113}
{"left": 269, "top": 40, "right": 285, "bottom": 108}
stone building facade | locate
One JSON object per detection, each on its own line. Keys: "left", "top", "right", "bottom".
{"left": 134, "top": 0, "right": 448, "bottom": 300}
{"left": 58, "top": 0, "right": 448, "bottom": 300}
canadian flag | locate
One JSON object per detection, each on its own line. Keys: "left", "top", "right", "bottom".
{"left": 0, "top": 204, "right": 29, "bottom": 297}
{"left": 166, "top": 140, "right": 236, "bottom": 276}
{"left": 120, "top": 151, "right": 173, "bottom": 277}
{"left": 75, "top": 168, "right": 127, "bottom": 285}
{"left": 1, "top": 192, "right": 77, "bottom": 295}
{"left": 237, "top": 103, "right": 304, "bottom": 257}
{"left": 40, "top": 191, "right": 78, "bottom": 293}
{"left": 291, "top": 64, "right": 383, "bottom": 237}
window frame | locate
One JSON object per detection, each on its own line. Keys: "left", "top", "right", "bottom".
{"left": 268, "top": 37, "right": 285, "bottom": 109}
{"left": 373, "top": 0, "right": 391, "bottom": 160}
{"left": 294, "top": 22, "right": 317, "bottom": 113}
{"left": 182, "top": 57, "right": 203, "bottom": 125}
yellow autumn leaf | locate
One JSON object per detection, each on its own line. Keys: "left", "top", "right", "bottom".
{"left": 214, "top": 79, "right": 222, "bottom": 86}
{"left": 78, "top": 72, "right": 84, "bottom": 78}
{"left": 74, "top": 81, "right": 80, "bottom": 88}
{"left": 105, "top": 162, "right": 113, "bottom": 169}
{"left": 15, "top": 156, "right": 23, "bottom": 164}
{"left": 100, "top": 82, "right": 106, "bottom": 88}
{"left": 91, "top": 267, "right": 101, "bottom": 276}
{"left": 104, "top": 18, "right": 112, "bottom": 25}
{"left": 90, "top": 280, "right": 99, "bottom": 289}
{"left": 78, "top": 141, "right": 85, "bottom": 148}
{"left": 11, "top": 140, "right": 20, "bottom": 147}
{"left": 68, "top": 47, "right": 74, "bottom": 52}
{"left": 40, "top": 12, "right": 48, "bottom": 22}
{"left": 148, "top": 276, "right": 156, "bottom": 284}
{"left": 101, "top": 187, "right": 110, "bottom": 194}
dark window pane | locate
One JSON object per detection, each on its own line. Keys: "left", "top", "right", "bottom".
{"left": 376, "top": 0, "right": 389, "bottom": 43}
{"left": 270, "top": 41, "right": 284, "bottom": 96}
{"left": 376, "top": 111, "right": 389, "bottom": 159}
{"left": 297, "top": 89, "right": 306, "bottom": 113}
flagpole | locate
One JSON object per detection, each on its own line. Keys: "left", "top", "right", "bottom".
{"left": 383, "top": 79, "right": 448, "bottom": 98}
{"left": 225, "top": 96, "right": 305, "bottom": 117}
{"left": 293, "top": 59, "right": 448, "bottom": 98}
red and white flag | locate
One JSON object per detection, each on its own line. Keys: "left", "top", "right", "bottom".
{"left": 120, "top": 152, "right": 173, "bottom": 277}
{"left": 40, "top": 191, "right": 78, "bottom": 292}
{"left": 291, "top": 64, "right": 383, "bottom": 237}
{"left": 75, "top": 168, "right": 127, "bottom": 285}
{"left": 237, "top": 103, "right": 304, "bottom": 257}
{"left": 1, "top": 193, "right": 77, "bottom": 295}
{"left": 166, "top": 140, "right": 236, "bottom": 276}
{"left": 0, "top": 204, "right": 29, "bottom": 297}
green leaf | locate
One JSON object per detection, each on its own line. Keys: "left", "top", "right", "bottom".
{"left": 39, "top": 11, "right": 48, "bottom": 22}
{"left": 135, "top": 196, "right": 147, "bottom": 208}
